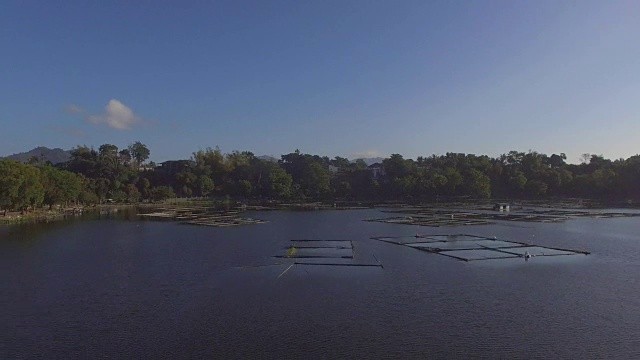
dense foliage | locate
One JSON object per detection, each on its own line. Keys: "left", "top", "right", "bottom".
{"left": 2, "top": 143, "right": 640, "bottom": 214}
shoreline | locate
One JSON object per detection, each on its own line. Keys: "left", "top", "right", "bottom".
{"left": 2, "top": 197, "right": 639, "bottom": 226}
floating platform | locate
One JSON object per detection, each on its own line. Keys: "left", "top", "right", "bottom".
{"left": 365, "top": 215, "right": 494, "bottom": 227}
{"left": 368, "top": 208, "right": 612, "bottom": 226}
{"left": 370, "top": 234, "right": 589, "bottom": 262}
{"left": 521, "top": 209, "right": 640, "bottom": 218}
{"left": 139, "top": 208, "right": 266, "bottom": 227}
{"left": 385, "top": 208, "right": 570, "bottom": 222}
{"left": 278, "top": 240, "right": 355, "bottom": 260}
{"left": 182, "top": 217, "right": 267, "bottom": 227}
{"left": 268, "top": 239, "right": 383, "bottom": 277}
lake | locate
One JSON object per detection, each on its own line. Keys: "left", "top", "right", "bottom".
{"left": 2, "top": 208, "right": 640, "bottom": 359}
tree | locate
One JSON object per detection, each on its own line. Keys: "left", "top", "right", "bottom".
{"left": 150, "top": 186, "right": 175, "bottom": 202}
{"left": 175, "top": 169, "right": 197, "bottom": 197}
{"left": 580, "top": 153, "right": 591, "bottom": 164}
{"left": 238, "top": 179, "right": 253, "bottom": 198}
{"left": 268, "top": 167, "right": 293, "bottom": 199}
{"left": 279, "top": 151, "right": 308, "bottom": 184}
{"left": 79, "top": 190, "right": 99, "bottom": 205}
{"left": 138, "top": 177, "right": 152, "bottom": 199}
{"left": 107, "top": 190, "right": 123, "bottom": 202}
{"left": 353, "top": 159, "right": 368, "bottom": 170}
{"left": 99, "top": 144, "right": 118, "bottom": 158}
{"left": 40, "top": 165, "right": 65, "bottom": 208}
{"left": 525, "top": 180, "right": 548, "bottom": 197}
{"left": 508, "top": 171, "right": 528, "bottom": 193}
{"left": 591, "top": 168, "right": 616, "bottom": 196}
{"left": 348, "top": 169, "right": 376, "bottom": 200}
{"left": 98, "top": 144, "right": 120, "bottom": 173}
{"left": 548, "top": 153, "right": 567, "bottom": 168}
{"left": 0, "top": 162, "right": 45, "bottom": 213}
{"left": 391, "top": 176, "right": 416, "bottom": 198}
{"left": 301, "top": 162, "right": 330, "bottom": 198}
{"left": 192, "top": 147, "right": 226, "bottom": 188}
{"left": 94, "top": 178, "right": 111, "bottom": 203}
{"left": 0, "top": 160, "right": 24, "bottom": 215}
{"left": 443, "top": 167, "right": 463, "bottom": 195}
{"left": 119, "top": 149, "right": 132, "bottom": 167}
{"left": 332, "top": 180, "right": 351, "bottom": 198}
{"left": 331, "top": 156, "right": 351, "bottom": 169}
{"left": 414, "top": 170, "right": 448, "bottom": 198}
{"left": 278, "top": 151, "right": 332, "bottom": 199}
{"left": 18, "top": 165, "right": 44, "bottom": 211}
{"left": 60, "top": 171, "right": 83, "bottom": 205}
{"left": 464, "top": 169, "right": 491, "bottom": 198}
{"left": 383, "top": 154, "right": 413, "bottom": 179}
{"left": 126, "top": 184, "right": 141, "bottom": 203}
{"left": 65, "top": 145, "right": 99, "bottom": 178}
{"left": 195, "top": 176, "right": 214, "bottom": 197}
{"left": 181, "top": 185, "right": 193, "bottom": 197}
{"left": 129, "top": 141, "right": 150, "bottom": 168}
{"left": 10, "top": 142, "right": 640, "bottom": 206}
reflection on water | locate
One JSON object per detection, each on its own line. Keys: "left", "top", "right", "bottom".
{"left": 2, "top": 209, "right": 640, "bottom": 358}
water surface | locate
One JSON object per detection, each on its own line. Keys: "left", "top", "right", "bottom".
{"left": 2, "top": 209, "right": 639, "bottom": 358}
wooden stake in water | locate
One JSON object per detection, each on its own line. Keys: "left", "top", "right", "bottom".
{"left": 278, "top": 264, "right": 294, "bottom": 278}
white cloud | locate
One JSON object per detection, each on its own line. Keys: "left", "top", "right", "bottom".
{"left": 87, "top": 99, "right": 142, "bottom": 130}
{"left": 64, "top": 104, "right": 85, "bottom": 114}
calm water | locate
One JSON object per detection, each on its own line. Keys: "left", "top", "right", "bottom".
{"left": 2, "top": 209, "right": 640, "bottom": 359}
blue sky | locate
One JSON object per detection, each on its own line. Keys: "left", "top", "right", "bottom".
{"left": 1, "top": 0, "right": 639, "bottom": 163}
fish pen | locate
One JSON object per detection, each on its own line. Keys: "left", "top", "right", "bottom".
{"left": 365, "top": 214, "right": 494, "bottom": 227}
{"left": 370, "top": 234, "right": 589, "bottom": 262}
{"left": 381, "top": 207, "right": 640, "bottom": 223}
{"left": 370, "top": 209, "right": 574, "bottom": 225}
{"left": 181, "top": 216, "right": 267, "bottom": 227}
{"left": 264, "top": 239, "right": 384, "bottom": 278}
{"left": 521, "top": 209, "right": 640, "bottom": 218}
{"left": 276, "top": 240, "right": 355, "bottom": 260}
{"left": 139, "top": 208, "right": 267, "bottom": 227}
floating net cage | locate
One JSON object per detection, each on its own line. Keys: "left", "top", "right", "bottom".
{"left": 365, "top": 215, "right": 494, "bottom": 227}
{"left": 367, "top": 208, "right": 640, "bottom": 227}
{"left": 520, "top": 209, "right": 640, "bottom": 218}
{"left": 139, "top": 208, "right": 268, "bottom": 227}
{"left": 238, "top": 239, "right": 382, "bottom": 279}
{"left": 370, "top": 234, "right": 590, "bottom": 262}
{"left": 182, "top": 217, "right": 267, "bottom": 227}
{"left": 274, "top": 239, "right": 383, "bottom": 269}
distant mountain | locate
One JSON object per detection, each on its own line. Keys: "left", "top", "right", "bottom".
{"left": 258, "top": 155, "right": 278, "bottom": 162}
{"left": 353, "top": 157, "right": 384, "bottom": 166}
{"left": 2, "top": 147, "right": 71, "bottom": 164}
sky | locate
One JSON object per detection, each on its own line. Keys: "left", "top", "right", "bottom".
{"left": 1, "top": 0, "right": 639, "bottom": 163}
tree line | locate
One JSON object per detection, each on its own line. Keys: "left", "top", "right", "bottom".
{"left": 2, "top": 142, "right": 640, "bottom": 214}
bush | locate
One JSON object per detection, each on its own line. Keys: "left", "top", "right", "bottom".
{"left": 150, "top": 186, "right": 175, "bottom": 202}
{"left": 79, "top": 191, "right": 99, "bottom": 205}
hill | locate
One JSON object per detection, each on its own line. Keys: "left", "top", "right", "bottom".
{"left": 2, "top": 147, "right": 71, "bottom": 164}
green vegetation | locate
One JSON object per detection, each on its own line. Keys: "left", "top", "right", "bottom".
{"left": 3, "top": 143, "right": 640, "bottom": 216}
{"left": 286, "top": 246, "right": 298, "bottom": 258}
